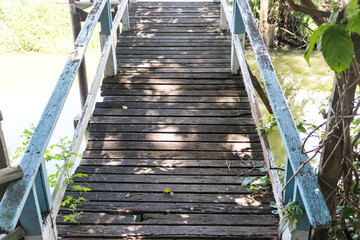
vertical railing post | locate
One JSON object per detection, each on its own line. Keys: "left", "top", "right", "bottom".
{"left": 122, "top": 4, "right": 130, "bottom": 32}
{"left": 283, "top": 155, "right": 311, "bottom": 239}
{"left": 220, "top": 3, "right": 227, "bottom": 30}
{"left": 231, "top": 1, "right": 245, "bottom": 74}
{"left": 100, "top": 0, "right": 117, "bottom": 77}
{"left": 0, "top": 110, "right": 10, "bottom": 200}
{"left": 69, "top": 1, "right": 89, "bottom": 109}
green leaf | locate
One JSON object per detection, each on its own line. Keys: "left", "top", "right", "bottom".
{"left": 242, "top": 177, "right": 256, "bottom": 186}
{"left": 345, "top": 0, "right": 359, "bottom": 17}
{"left": 329, "top": 9, "right": 340, "bottom": 25}
{"left": 321, "top": 26, "right": 354, "bottom": 73}
{"left": 304, "top": 25, "right": 327, "bottom": 65}
{"left": 347, "top": 11, "right": 360, "bottom": 35}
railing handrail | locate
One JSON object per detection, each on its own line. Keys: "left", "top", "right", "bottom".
{"left": 219, "top": 0, "right": 331, "bottom": 235}
{"left": 0, "top": 0, "right": 129, "bottom": 237}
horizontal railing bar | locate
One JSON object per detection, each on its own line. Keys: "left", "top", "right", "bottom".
{"left": 235, "top": 0, "right": 331, "bottom": 228}
{"left": 0, "top": 0, "right": 107, "bottom": 233}
{"left": 51, "top": 0, "right": 127, "bottom": 219}
{"left": 219, "top": 0, "right": 283, "bottom": 219}
{"left": 0, "top": 165, "right": 23, "bottom": 185}
{"left": 232, "top": 33, "right": 283, "bottom": 215}
{"left": 57, "top": 0, "right": 121, "bottom": 5}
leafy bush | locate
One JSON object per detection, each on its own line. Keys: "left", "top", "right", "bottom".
{"left": 0, "top": 0, "right": 100, "bottom": 54}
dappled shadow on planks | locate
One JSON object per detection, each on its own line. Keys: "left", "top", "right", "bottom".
{"left": 56, "top": 1, "right": 278, "bottom": 239}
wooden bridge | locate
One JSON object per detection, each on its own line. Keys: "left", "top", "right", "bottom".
{"left": 0, "top": 0, "right": 331, "bottom": 239}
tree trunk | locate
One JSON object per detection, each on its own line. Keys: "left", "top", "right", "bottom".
{"left": 259, "top": 0, "right": 272, "bottom": 46}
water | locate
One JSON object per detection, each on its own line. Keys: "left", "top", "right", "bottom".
{"left": 0, "top": 52, "right": 100, "bottom": 174}
{"left": 246, "top": 49, "right": 333, "bottom": 165}
{"left": 0, "top": 49, "right": 333, "bottom": 170}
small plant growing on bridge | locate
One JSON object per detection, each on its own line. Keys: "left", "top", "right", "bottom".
{"left": 270, "top": 200, "right": 305, "bottom": 234}
{"left": 13, "top": 124, "right": 90, "bottom": 224}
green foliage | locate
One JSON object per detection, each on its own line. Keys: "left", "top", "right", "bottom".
{"left": 61, "top": 195, "right": 84, "bottom": 224}
{"left": 331, "top": 205, "right": 359, "bottom": 239}
{"left": 13, "top": 124, "right": 90, "bottom": 224}
{"left": 304, "top": 1, "right": 360, "bottom": 73}
{"left": 242, "top": 175, "right": 271, "bottom": 192}
{"left": 257, "top": 114, "right": 277, "bottom": 136}
{"left": 0, "top": 0, "right": 100, "bottom": 54}
{"left": 271, "top": 200, "right": 305, "bottom": 234}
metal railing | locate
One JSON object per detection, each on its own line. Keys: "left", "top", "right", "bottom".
{"left": 219, "top": 0, "right": 332, "bottom": 238}
{"left": 0, "top": 0, "right": 129, "bottom": 238}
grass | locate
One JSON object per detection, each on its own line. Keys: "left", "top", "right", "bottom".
{"left": 0, "top": 0, "right": 100, "bottom": 54}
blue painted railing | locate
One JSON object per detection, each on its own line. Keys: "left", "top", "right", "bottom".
{"left": 220, "top": 0, "right": 332, "bottom": 237}
{"left": 0, "top": 0, "right": 129, "bottom": 238}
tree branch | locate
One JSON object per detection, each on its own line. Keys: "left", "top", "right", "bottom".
{"left": 285, "top": 0, "right": 331, "bottom": 26}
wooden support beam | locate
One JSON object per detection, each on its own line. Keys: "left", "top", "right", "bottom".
{"left": 0, "top": 110, "right": 11, "bottom": 200}
{"left": 70, "top": 4, "right": 89, "bottom": 109}
{"left": 1, "top": 226, "right": 25, "bottom": 240}
{"left": 0, "top": 165, "right": 23, "bottom": 185}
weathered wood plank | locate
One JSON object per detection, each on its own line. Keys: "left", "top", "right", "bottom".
{"left": 60, "top": 201, "right": 272, "bottom": 214}
{"left": 74, "top": 166, "right": 263, "bottom": 176}
{"left": 57, "top": 212, "right": 277, "bottom": 226}
{"left": 71, "top": 174, "right": 260, "bottom": 184}
{"left": 101, "top": 84, "right": 241, "bottom": 91}
{"left": 100, "top": 90, "right": 245, "bottom": 96}
{"left": 88, "top": 124, "right": 257, "bottom": 134}
{"left": 90, "top": 116, "right": 255, "bottom": 125}
{"left": 57, "top": 225, "right": 277, "bottom": 239}
{"left": 79, "top": 159, "right": 265, "bottom": 167}
{"left": 101, "top": 95, "right": 246, "bottom": 102}
{"left": 81, "top": 150, "right": 264, "bottom": 160}
{"left": 87, "top": 133, "right": 258, "bottom": 142}
{"left": 93, "top": 109, "right": 252, "bottom": 117}
{"left": 95, "top": 102, "right": 250, "bottom": 110}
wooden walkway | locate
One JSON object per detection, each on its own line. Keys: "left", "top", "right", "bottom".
{"left": 57, "top": 2, "right": 278, "bottom": 239}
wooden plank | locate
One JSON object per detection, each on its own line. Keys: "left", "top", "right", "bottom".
{"left": 116, "top": 49, "right": 230, "bottom": 55}
{"left": 117, "top": 54, "right": 230, "bottom": 59}
{"left": 87, "top": 133, "right": 258, "bottom": 142}
{"left": 90, "top": 116, "right": 255, "bottom": 125}
{"left": 81, "top": 150, "right": 264, "bottom": 160}
{"left": 78, "top": 159, "right": 265, "bottom": 167}
{"left": 101, "top": 96, "right": 246, "bottom": 102}
{"left": 74, "top": 166, "right": 263, "bottom": 176}
{"left": 57, "top": 225, "right": 277, "bottom": 238}
{"left": 71, "top": 174, "right": 259, "bottom": 184}
{"left": 86, "top": 141, "right": 262, "bottom": 151}
{"left": 116, "top": 68, "right": 232, "bottom": 73}
{"left": 116, "top": 62, "right": 231, "bottom": 68}
{"left": 118, "top": 35, "right": 229, "bottom": 39}
{"left": 88, "top": 124, "right": 257, "bottom": 134}
{"left": 93, "top": 109, "right": 252, "bottom": 117}
{"left": 117, "top": 38, "right": 231, "bottom": 44}
{"left": 100, "top": 90, "right": 245, "bottom": 96}
{"left": 104, "top": 73, "right": 234, "bottom": 79}
{"left": 101, "top": 84, "right": 240, "bottom": 91}
{"left": 60, "top": 201, "right": 272, "bottom": 214}
{"left": 117, "top": 46, "right": 230, "bottom": 51}
{"left": 95, "top": 102, "right": 250, "bottom": 110}
{"left": 57, "top": 212, "right": 277, "bottom": 226}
